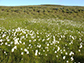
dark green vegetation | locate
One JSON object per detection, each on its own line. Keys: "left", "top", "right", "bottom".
{"left": 0, "top": 5, "right": 84, "bottom": 29}
{"left": 0, "top": 5, "right": 84, "bottom": 21}
{"left": 0, "top": 5, "right": 84, "bottom": 63}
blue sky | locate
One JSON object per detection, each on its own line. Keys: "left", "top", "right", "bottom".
{"left": 0, "top": 0, "right": 84, "bottom": 6}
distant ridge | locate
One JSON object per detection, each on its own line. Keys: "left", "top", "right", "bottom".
{"left": 40, "top": 4, "right": 63, "bottom": 6}
{"left": 40, "top": 4, "right": 84, "bottom": 7}
{"left": 0, "top": 4, "right": 84, "bottom": 7}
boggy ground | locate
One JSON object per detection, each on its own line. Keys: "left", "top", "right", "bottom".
{"left": 0, "top": 5, "right": 84, "bottom": 63}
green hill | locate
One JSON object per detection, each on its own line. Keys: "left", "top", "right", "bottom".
{"left": 0, "top": 5, "right": 84, "bottom": 63}
{"left": 0, "top": 5, "right": 84, "bottom": 21}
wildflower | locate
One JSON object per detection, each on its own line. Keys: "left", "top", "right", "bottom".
{"left": 38, "top": 52, "right": 40, "bottom": 55}
{"left": 0, "top": 42, "right": 3, "bottom": 45}
{"left": 69, "top": 51, "right": 74, "bottom": 56}
{"left": 63, "top": 56, "right": 66, "bottom": 59}
{"left": 14, "top": 46, "right": 17, "bottom": 49}
{"left": 57, "top": 46, "right": 60, "bottom": 51}
{"left": 65, "top": 44, "right": 67, "bottom": 46}
{"left": 47, "top": 43, "right": 49, "bottom": 46}
{"left": 63, "top": 49, "right": 66, "bottom": 52}
{"left": 35, "top": 50, "right": 38, "bottom": 56}
{"left": 4, "top": 51, "right": 6, "bottom": 53}
{"left": 47, "top": 38, "right": 50, "bottom": 40}
{"left": 27, "top": 47, "right": 29, "bottom": 49}
{"left": 0, "top": 39, "right": 3, "bottom": 42}
{"left": 29, "top": 40, "right": 31, "bottom": 42}
{"left": 79, "top": 45, "right": 82, "bottom": 48}
{"left": 29, "top": 44, "right": 31, "bottom": 46}
{"left": 21, "top": 48, "right": 23, "bottom": 50}
{"left": 10, "top": 41, "right": 13, "bottom": 44}
{"left": 37, "top": 44, "right": 41, "bottom": 48}
{"left": 45, "top": 47, "right": 48, "bottom": 49}
{"left": 72, "top": 36, "right": 74, "bottom": 40}
{"left": 31, "top": 36, "right": 34, "bottom": 39}
{"left": 24, "top": 48, "right": 29, "bottom": 54}
{"left": 66, "top": 60, "right": 69, "bottom": 63}
{"left": 79, "top": 42, "right": 83, "bottom": 48}
{"left": 50, "top": 43, "right": 53, "bottom": 45}
{"left": 2, "top": 34, "right": 6, "bottom": 37}
{"left": 55, "top": 51, "right": 57, "bottom": 53}
{"left": 8, "top": 44, "right": 10, "bottom": 46}
{"left": 71, "top": 56, "right": 74, "bottom": 61}
{"left": 11, "top": 46, "right": 17, "bottom": 52}
{"left": 5, "top": 42, "right": 8, "bottom": 45}
{"left": 61, "top": 51, "right": 63, "bottom": 54}
{"left": 23, "top": 42, "right": 25, "bottom": 45}
{"left": 26, "top": 51, "right": 29, "bottom": 54}
{"left": 11, "top": 48, "right": 14, "bottom": 52}
{"left": 78, "top": 49, "right": 81, "bottom": 52}
{"left": 45, "top": 54, "right": 47, "bottom": 56}
{"left": 36, "top": 31, "right": 39, "bottom": 34}
{"left": 21, "top": 58, "right": 23, "bottom": 60}
{"left": 20, "top": 36, "right": 25, "bottom": 40}
{"left": 43, "top": 50, "right": 45, "bottom": 52}
{"left": 7, "top": 39, "right": 10, "bottom": 42}
{"left": 79, "top": 38, "right": 82, "bottom": 41}
{"left": 14, "top": 38, "right": 19, "bottom": 45}
{"left": 37, "top": 36, "right": 39, "bottom": 38}
{"left": 21, "top": 52, "right": 24, "bottom": 55}
{"left": 65, "top": 52, "right": 68, "bottom": 55}
{"left": 59, "top": 38, "right": 61, "bottom": 40}
{"left": 38, "top": 38, "right": 41, "bottom": 41}
{"left": 12, "top": 46, "right": 17, "bottom": 52}
{"left": 56, "top": 55, "right": 58, "bottom": 58}
{"left": 24, "top": 48, "right": 28, "bottom": 52}
{"left": 33, "top": 39, "right": 36, "bottom": 42}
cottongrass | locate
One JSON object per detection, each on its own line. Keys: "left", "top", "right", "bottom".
{"left": 0, "top": 26, "right": 84, "bottom": 63}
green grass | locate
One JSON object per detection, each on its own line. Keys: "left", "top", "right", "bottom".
{"left": 0, "top": 5, "right": 84, "bottom": 63}
{"left": 0, "top": 5, "right": 84, "bottom": 21}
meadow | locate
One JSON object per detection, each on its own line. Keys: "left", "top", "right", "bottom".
{"left": 0, "top": 5, "right": 84, "bottom": 63}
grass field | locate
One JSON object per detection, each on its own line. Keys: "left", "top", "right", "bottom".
{"left": 0, "top": 5, "right": 84, "bottom": 63}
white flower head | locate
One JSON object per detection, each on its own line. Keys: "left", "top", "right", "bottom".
{"left": 35, "top": 50, "right": 38, "bottom": 56}
{"left": 71, "top": 56, "right": 74, "bottom": 61}
{"left": 21, "top": 52, "right": 24, "bottom": 55}
{"left": 63, "top": 56, "right": 66, "bottom": 59}
{"left": 69, "top": 51, "right": 74, "bottom": 56}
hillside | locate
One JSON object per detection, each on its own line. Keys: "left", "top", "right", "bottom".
{"left": 0, "top": 5, "right": 84, "bottom": 21}
{"left": 0, "top": 5, "right": 84, "bottom": 63}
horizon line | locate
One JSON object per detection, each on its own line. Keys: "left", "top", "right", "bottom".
{"left": 0, "top": 4, "right": 84, "bottom": 7}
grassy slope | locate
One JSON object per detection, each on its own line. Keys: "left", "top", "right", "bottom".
{"left": 0, "top": 5, "right": 84, "bottom": 63}
{"left": 0, "top": 5, "right": 84, "bottom": 29}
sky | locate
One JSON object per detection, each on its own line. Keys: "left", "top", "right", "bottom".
{"left": 0, "top": 0, "right": 84, "bottom": 6}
